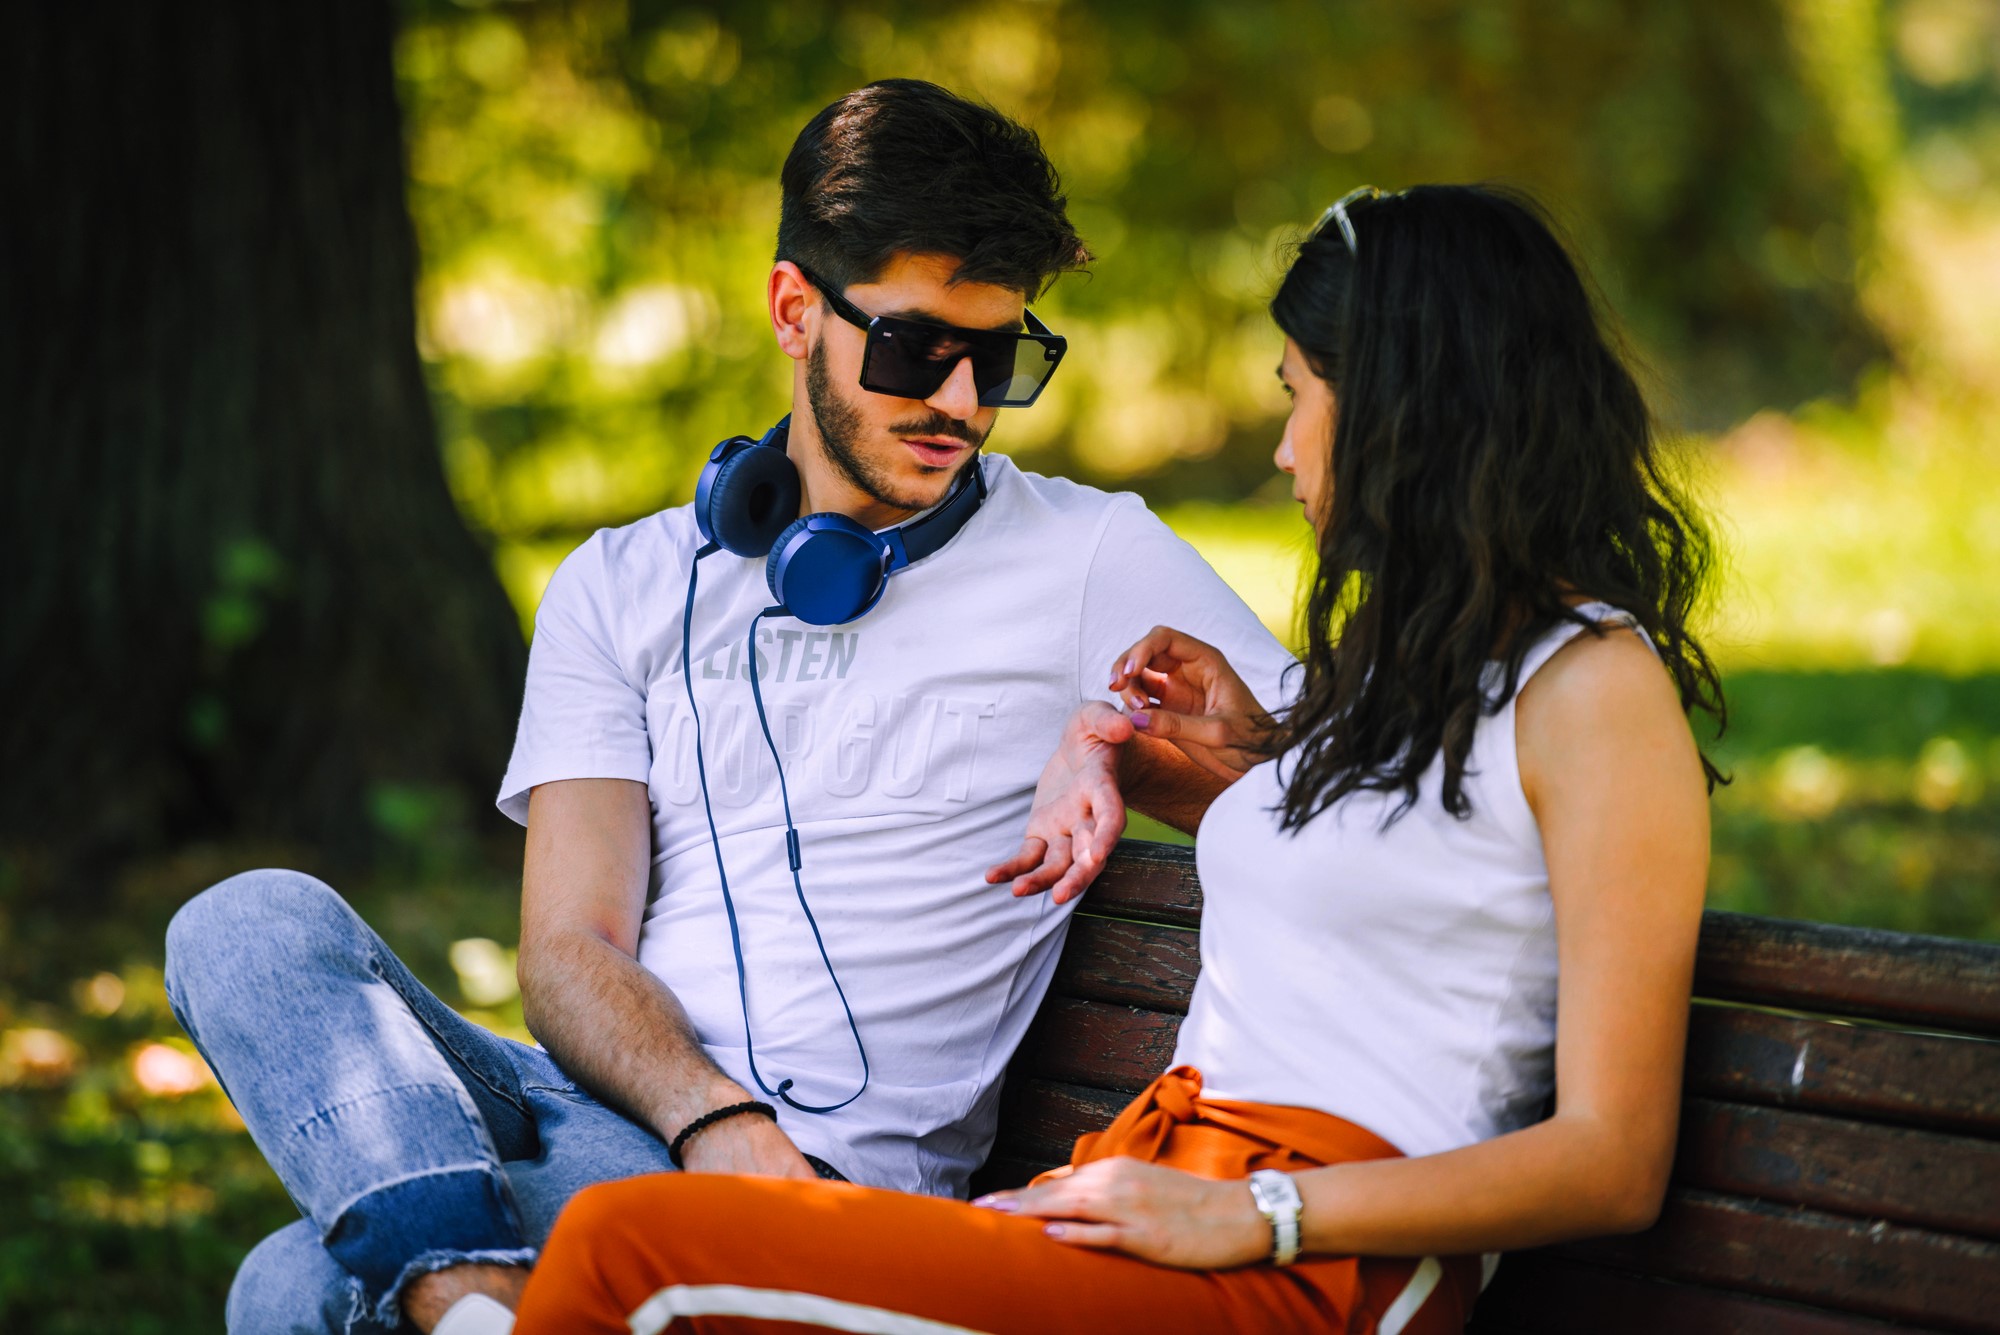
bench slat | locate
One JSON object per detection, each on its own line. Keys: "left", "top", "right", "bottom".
{"left": 1084, "top": 841, "right": 1202, "bottom": 928}
{"left": 1559, "top": 1188, "right": 2000, "bottom": 1333}
{"left": 1674, "top": 1098, "right": 2000, "bottom": 1240}
{"left": 1471, "top": 1254, "right": 1929, "bottom": 1335}
{"left": 991, "top": 1078, "right": 2000, "bottom": 1243}
{"left": 987, "top": 1078, "right": 1127, "bottom": 1167}
{"left": 1051, "top": 916, "right": 1201, "bottom": 1013}
{"left": 1686, "top": 1004, "right": 2000, "bottom": 1137}
{"left": 1014, "top": 997, "right": 1183, "bottom": 1093}
{"left": 1695, "top": 913, "right": 2000, "bottom": 1035}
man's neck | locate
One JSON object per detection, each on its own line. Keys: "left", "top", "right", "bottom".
{"left": 785, "top": 406, "right": 922, "bottom": 531}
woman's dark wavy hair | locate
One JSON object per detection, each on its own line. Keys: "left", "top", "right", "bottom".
{"left": 1269, "top": 184, "right": 1725, "bottom": 830}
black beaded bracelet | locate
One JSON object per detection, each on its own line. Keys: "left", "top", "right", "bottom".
{"left": 668, "top": 1100, "right": 778, "bottom": 1168}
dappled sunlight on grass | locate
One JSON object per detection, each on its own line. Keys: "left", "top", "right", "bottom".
{"left": 1700, "top": 669, "right": 2000, "bottom": 940}
{"left": 1705, "top": 394, "right": 2000, "bottom": 674}
{"left": 0, "top": 846, "right": 532, "bottom": 1327}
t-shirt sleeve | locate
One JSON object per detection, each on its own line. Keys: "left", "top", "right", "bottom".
{"left": 1078, "top": 498, "right": 1299, "bottom": 714}
{"left": 495, "top": 531, "right": 655, "bottom": 826}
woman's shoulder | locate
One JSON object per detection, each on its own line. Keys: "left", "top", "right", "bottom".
{"left": 1514, "top": 615, "right": 1700, "bottom": 810}
{"left": 1530, "top": 608, "right": 1664, "bottom": 686}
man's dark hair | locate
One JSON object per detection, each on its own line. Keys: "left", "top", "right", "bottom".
{"left": 777, "top": 79, "right": 1090, "bottom": 298}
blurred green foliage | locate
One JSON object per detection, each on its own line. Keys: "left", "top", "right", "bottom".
{"left": 394, "top": 0, "right": 1933, "bottom": 567}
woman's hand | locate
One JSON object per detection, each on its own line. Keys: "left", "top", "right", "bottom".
{"left": 973, "top": 1158, "right": 1272, "bottom": 1269}
{"left": 1109, "top": 626, "right": 1278, "bottom": 782}
{"left": 985, "top": 701, "right": 1133, "bottom": 904}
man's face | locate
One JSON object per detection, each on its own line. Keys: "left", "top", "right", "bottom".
{"left": 802, "top": 252, "right": 1026, "bottom": 515}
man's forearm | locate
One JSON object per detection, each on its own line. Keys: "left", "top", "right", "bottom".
{"left": 518, "top": 930, "right": 745, "bottom": 1141}
{"left": 1118, "top": 733, "right": 1230, "bottom": 835}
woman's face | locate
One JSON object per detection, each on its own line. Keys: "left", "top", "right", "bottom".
{"left": 1274, "top": 337, "right": 1335, "bottom": 532}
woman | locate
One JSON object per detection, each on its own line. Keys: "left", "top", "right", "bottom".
{"left": 510, "top": 184, "right": 1723, "bottom": 1335}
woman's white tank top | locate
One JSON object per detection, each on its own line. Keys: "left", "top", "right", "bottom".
{"left": 1171, "top": 603, "right": 1652, "bottom": 1157}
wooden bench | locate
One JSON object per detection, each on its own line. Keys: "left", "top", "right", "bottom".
{"left": 971, "top": 839, "right": 2000, "bottom": 1334}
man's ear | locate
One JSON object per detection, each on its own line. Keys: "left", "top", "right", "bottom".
{"left": 768, "top": 262, "right": 812, "bottom": 361}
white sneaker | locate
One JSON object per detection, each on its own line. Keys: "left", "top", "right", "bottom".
{"left": 432, "top": 1292, "right": 517, "bottom": 1335}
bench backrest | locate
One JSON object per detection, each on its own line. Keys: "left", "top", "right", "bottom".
{"left": 974, "top": 839, "right": 2000, "bottom": 1334}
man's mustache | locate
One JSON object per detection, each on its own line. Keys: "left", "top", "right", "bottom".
{"left": 887, "top": 413, "right": 985, "bottom": 448}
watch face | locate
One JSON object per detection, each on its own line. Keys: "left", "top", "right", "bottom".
{"left": 1249, "top": 1170, "right": 1297, "bottom": 1215}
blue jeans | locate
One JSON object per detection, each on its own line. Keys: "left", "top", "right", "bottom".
{"left": 164, "top": 869, "right": 680, "bottom": 1334}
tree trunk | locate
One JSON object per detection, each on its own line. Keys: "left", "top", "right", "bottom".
{"left": 2, "top": 1, "right": 528, "bottom": 875}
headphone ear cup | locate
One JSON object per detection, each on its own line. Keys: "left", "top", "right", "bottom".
{"left": 766, "top": 515, "right": 891, "bottom": 627}
{"left": 700, "top": 446, "right": 802, "bottom": 557}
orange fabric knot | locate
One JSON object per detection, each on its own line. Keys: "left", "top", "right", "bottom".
{"left": 1066, "top": 1066, "right": 1206, "bottom": 1169}
{"left": 1149, "top": 1066, "right": 1204, "bottom": 1121}
{"left": 1059, "top": 1065, "right": 1408, "bottom": 1184}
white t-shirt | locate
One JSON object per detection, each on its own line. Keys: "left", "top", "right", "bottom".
{"left": 499, "top": 452, "right": 1294, "bottom": 1197}
{"left": 1173, "top": 605, "right": 1651, "bottom": 1159}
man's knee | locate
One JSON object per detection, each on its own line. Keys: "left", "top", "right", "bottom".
{"left": 165, "top": 869, "right": 356, "bottom": 1003}
{"left": 228, "top": 1218, "right": 369, "bottom": 1335}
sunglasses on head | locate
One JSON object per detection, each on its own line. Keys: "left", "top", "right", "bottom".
{"left": 1307, "top": 185, "right": 1396, "bottom": 257}
{"left": 799, "top": 267, "right": 1068, "bottom": 408}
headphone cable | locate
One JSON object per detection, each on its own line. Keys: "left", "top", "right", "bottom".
{"left": 678, "top": 546, "right": 869, "bottom": 1115}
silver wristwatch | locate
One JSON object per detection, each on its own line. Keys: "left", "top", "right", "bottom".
{"left": 1246, "top": 1169, "right": 1303, "bottom": 1266}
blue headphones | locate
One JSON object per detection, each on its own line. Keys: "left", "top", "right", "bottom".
{"left": 679, "top": 415, "right": 986, "bottom": 1115}
{"left": 695, "top": 415, "right": 988, "bottom": 626}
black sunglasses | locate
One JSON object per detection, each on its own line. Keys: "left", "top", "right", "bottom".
{"left": 799, "top": 268, "right": 1068, "bottom": 408}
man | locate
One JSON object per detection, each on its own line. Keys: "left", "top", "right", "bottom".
{"left": 165, "top": 79, "right": 1293, "bottom": 1334}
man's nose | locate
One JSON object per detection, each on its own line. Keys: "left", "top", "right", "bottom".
{"left": 924, "top": 356, "right": 980, "bottom": 421}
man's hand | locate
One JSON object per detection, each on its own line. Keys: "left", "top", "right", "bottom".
{"left": 985, "top": 700, "right": 1133, "bottom": 905}
{"left": 972, "top": 1158, "right": 1272, "bottom": 1269}
{"left": 676, "top": 1103, "right": 821, "bottom": 1179}
{"left": 1109, "top": 625, "right": 1276, "bottom": 782}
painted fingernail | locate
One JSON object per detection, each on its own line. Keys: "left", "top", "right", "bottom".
{"left": 1131, "top": 711, "right": 1150, "bottom": 729}
{"left": 972, "top": 1196, "right": 1016, "bottom": 1212}
{"left": 1044, "top": 1223, "right": 1065, "bottom": 1237}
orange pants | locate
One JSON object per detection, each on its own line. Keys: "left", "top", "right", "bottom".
{"left": 514, "top": 1069, "right": 1481, "bottom": 1334}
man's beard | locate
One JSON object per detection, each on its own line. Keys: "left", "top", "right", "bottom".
{"left": 806, "top": 339, "right": 987, "bottom": 514}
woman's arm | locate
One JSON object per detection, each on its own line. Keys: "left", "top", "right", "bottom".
{"left": 984, "top": 626, "right": 1709, "bottom": 1263}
